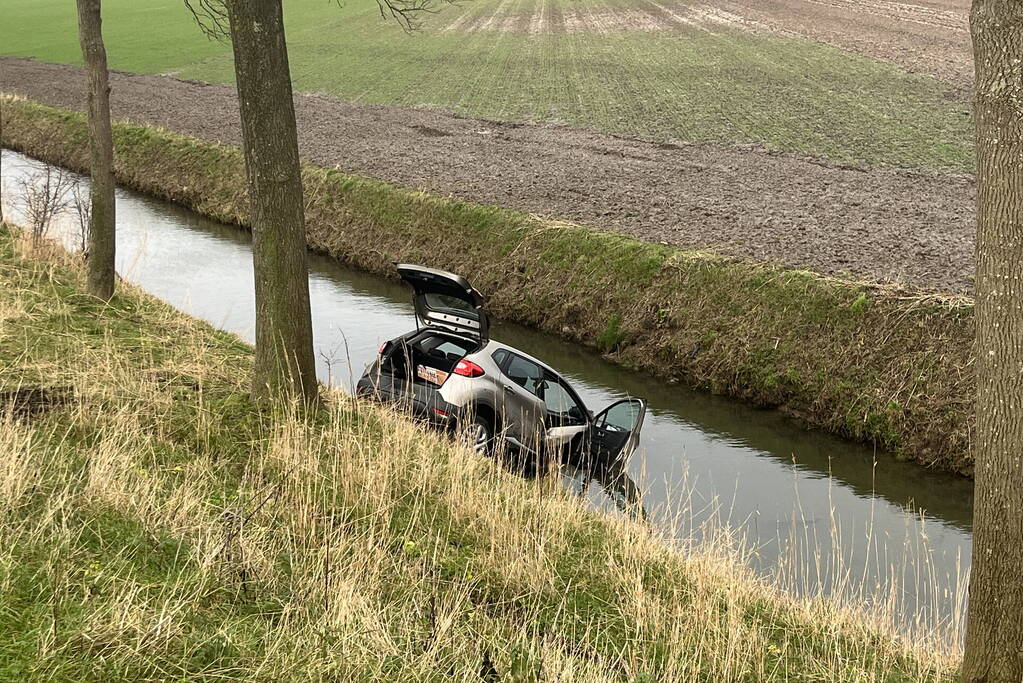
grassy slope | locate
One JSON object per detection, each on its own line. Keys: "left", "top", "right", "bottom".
{"left": 0, "top": 226, "right": 957, "bottom": 681}
{"left": 0, "top": 97, "right": 977, "bottom": 474}
{"left": 0, "top": 0, "right": 972, "bottom": 171}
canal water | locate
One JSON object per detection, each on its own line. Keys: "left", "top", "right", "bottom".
{"left": 1, "top": 149, "right": 972, "bottom": 646}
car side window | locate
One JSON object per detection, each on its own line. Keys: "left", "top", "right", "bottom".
{"left": 596, "top": 400, "right": 642, "bottom": 433}
{"left": 504, "top": 354, "right": 544, "bottom": 398}
{"left": 491, "top": 349, "right": 509, "bottom": 368}
{"left": 543, "top": 379, "right": 586, "bottom": 426}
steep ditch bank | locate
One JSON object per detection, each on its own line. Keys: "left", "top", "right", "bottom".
{"left": 0, "top": 95, "right": 976, "bottom": 474}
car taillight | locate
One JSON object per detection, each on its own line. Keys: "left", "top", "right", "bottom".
{"left": 453, "top": 360, "right": 485, "bottom": 378}
{"left": 378, "top": 342, "right": 388, "bottom": 355}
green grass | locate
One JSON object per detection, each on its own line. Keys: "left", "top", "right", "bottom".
{"left": 0, "top": 225, "right": 959, "bottom": 681}
{"left": 0, "top": 0, "right": 973, "bottom": 171}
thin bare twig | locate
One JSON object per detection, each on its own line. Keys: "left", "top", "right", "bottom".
{"left": 183, "top": 0, "right": 230, "bottom": 40}
{"left": 183, "top": 0, "right": 460, "bottom": 40}
{"left": 369, "top": 0, "right": 450, "bottom": 32}
{"left": 69, "top": 181, "right": 91, "bottom": 254}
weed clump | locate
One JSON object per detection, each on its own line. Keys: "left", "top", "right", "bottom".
{"left": 597, "top": 314, "right": 628, "bottom": 353}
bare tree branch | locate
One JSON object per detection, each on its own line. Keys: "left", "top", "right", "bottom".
{"left": 370, "top": 0, "right": 451, "bottom": 32}
{"left": 183, "top": 0, "right": 459, "bottom": 40}
{"left": 183, "top": 0, "right": 230, "bottom": 41}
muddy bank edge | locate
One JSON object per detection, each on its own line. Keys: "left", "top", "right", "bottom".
{"left": 0, "top": 96, "right": 976, "bottom": 474}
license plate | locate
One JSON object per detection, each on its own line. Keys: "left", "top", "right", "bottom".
{"left": 417, "top": 365, "right": 449, "bottom": 386}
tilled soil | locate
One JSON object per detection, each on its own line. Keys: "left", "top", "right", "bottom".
{"left": 444, "top": 0, "right": 973, "bottom": 86}
{"left": 1, "top": 57, "right": 976, "bottom": 293}
{"left": 717, "top": 0, "right": 973, "bottom": 86}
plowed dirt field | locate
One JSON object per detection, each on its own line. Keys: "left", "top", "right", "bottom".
{"left": 440, "top": 0, "right": 973, "bottom": 85}
{"left": 1, "top": 58, "right": 976, "bottom": 294}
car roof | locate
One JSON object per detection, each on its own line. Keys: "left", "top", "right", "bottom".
{"left": 479, "top": 339, "right": 561, "bottom": 377}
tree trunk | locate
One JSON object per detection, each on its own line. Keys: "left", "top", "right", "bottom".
{"left": 226, "top": 0, "right": 317, "bottom": 403}
{"left": 962, "top": 2, "right": 1023, "bottom": 681}
{"left": 76, "top": 0, "right": 116, "bottom": 300}
{"left": 1, "top": 97, "right": 5, "bottom": 224}
{"left": 75, "top": 0, "right": 117, "bottom": 298}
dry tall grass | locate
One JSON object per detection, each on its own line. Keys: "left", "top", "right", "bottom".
{"left": 0, "top": 227, "right": 959, "bottom": 681}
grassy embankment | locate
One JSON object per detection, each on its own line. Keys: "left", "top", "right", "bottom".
{"left": 0, "top": 223, "right": 959, "bottom": 681}
{"left": 1, "top": 0, "right": 972, "bottom": 171}
{"left": 0, "top": 96, "right": 976, "bottom": 474}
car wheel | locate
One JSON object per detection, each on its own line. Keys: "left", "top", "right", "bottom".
{"left": 467, "top": 414, "right": 494, "bottom": 454}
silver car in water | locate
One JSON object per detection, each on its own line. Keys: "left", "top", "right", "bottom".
{"left": 356, "top": 264, "right": 646, "bottom": 470}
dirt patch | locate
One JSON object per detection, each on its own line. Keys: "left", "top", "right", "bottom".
{"left": 0, "top": 386, "right": 74, "bottom": 417}
{"left": 409, "top": 124, "right": 451, "bottom": 138}
{"left": 1, "top": 57, "right": 976, "bottom": 293}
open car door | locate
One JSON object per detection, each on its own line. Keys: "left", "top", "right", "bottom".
{"left": 396, "top": 264, "right": 489, "bottom": 344}
{"left": 586, "top": 398, "right": 647, "bottom": 467}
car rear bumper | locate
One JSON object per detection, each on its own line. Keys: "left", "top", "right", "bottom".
{"left": 356, "top": 368, "right": 460, "bottom": 430}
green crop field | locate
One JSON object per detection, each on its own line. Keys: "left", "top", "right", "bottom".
{"left": 1, "top": 0, "right": 973, "bottom": 171}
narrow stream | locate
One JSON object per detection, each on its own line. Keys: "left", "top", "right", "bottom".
{"left": 2, "top": 150, "right": 973, "bottom": 645}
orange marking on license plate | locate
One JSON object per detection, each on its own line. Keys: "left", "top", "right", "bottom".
{"left": 417, "top": 365, "right": 449, "bottom": 386}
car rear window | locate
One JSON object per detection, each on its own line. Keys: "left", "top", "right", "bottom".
{"left": 418, "top": 335, "right": 475, "bottom": 359}
{"left": 423, "top": 292, "right": 476, "bottom": 316}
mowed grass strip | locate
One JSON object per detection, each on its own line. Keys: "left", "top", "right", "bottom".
{"left": 0, "top": 225, "right": 959, "bottom": 681}
{"left": 1, "top": 0, "right": 972, "bottom": 171}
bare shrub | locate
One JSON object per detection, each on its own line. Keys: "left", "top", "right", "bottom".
{"left": 69, "top": 181, "right": 92, "bottom": 254}
{"left": 17, "top": 166, "right": 74, "bottom": 246}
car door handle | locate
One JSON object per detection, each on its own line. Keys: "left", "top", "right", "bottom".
{"left": 503, "top": 385, "right": 514, "bottom": 393}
